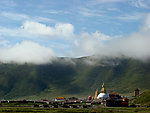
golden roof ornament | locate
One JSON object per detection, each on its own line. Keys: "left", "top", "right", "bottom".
{"left": 101, "top": 82, "right": 106, "bottom": 93}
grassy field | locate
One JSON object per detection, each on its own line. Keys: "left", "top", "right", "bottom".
{"left": 0, "top": 107, "right": 150, "bottom": 113}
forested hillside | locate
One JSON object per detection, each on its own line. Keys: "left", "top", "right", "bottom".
{"left": 0, "top": 57, "right": 150, "bottom": 99}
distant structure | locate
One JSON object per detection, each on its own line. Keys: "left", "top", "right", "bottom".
{"left": 97, "top": 83, "right": 109, "bottom": 99}
{"left": 106, "top": 93, "right": 129, "bottom": 107}
{"left": 94, "top": 89, "right": 99, "bottom": 99}
{"left": 54, "top": 97, "right": 65, "bottom": 101}
{"left": 94, "top": 82, "right": 129, "bottom": 107}
{"left": 88, "top": 96, "right": 92, "bottom": 100}
{"left": 134, "top": 88, "right": 140, "bottom": 96}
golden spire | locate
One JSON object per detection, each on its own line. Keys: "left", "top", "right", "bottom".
{"left": 94, "top": 88, "right": 99, "bottom": 99}
{"left": 102, "top": 83, "right": 104, "bottom": 88}
{"left": 101, "top": 82, "right": 106, "bottom": 93}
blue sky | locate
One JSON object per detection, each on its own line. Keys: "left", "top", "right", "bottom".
{"left": 0, "top": 0, "right": 150, "bottom": 63}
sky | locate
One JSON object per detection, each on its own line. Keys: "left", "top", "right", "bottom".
{"left": 0, "top": 0, "right": 150, "bottom": 64}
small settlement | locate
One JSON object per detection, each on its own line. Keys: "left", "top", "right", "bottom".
{"left": 44, "top": 83, "right": 130, "bottom": 108}
{"left": 0, "top": 83, "right": 140, "bottom": 108}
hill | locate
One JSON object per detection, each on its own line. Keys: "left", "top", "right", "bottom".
{"left": 0, "top": 57, "right": 150, "bottom": 99}
{"left": 130, "top": 90, "right": 150, "bottom": 106}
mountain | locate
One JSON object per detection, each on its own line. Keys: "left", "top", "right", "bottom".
{"left": 0, "top": 57, "right": 150, "bottom": 99}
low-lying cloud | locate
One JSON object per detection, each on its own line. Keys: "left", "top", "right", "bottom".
{"left": 74, "top": 13, "right": 150, "bottom": 61}
{"left": 0, "top": 41, "right": 56, "bottom": 64}
{"left": 0, "top": 14, "right": 150, "bottom": 64}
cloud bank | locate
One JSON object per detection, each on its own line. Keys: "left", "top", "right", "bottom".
{"left": 0, "top": 14, "right": 150, "bottom": 64}
{"left": 0, "top": 41, "right": 56, "bottom": 64}
{"left": 73, "top": 13, "right": 150, "bottom": 60}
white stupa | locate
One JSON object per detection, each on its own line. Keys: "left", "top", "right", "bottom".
{"left": 97, "top": 83, "right": 109, "bottom": 100}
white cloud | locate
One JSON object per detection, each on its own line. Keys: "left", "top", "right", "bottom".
{"left": 131, "top": 0, "right": 150, "bottom": 9}
{"left": 73, "top": 31, "right": 119, "bottom": 57}
{"left": 0, "top": 41, "right": 56, "bottom": 64}
{"left": 95, "top": 0, "right": 127, "bottom": 3}
{"left": 0, "top": 40, "right": 10, "bottom": 47}
{"left": 117, "top": 12, "right": 144, "bottom": 21}
{"left": 0, "top": 13, "right": 150, "bottom": 63}
{"left": 87, "top": 0, "right": 127, "bottom": 6}
{"left": 0, "top": 11, "right": 55, "bottom": 23}
{"left": 79, "top": 31, "right": 111, "bottom": 41}
{"left": 72, "top": 13, "right": 150, "bottom": 60}
{"left": 0, "top": 21, "right": 74, "bottom": 39}
{"left": 22, "top": 21, "right": 74, "bottom": 38}
{"left": 74, "top": 31, "right": 150, "bottom": 60}
{"left": 105, "top": 33, "right": 150, "bottom": 60}
{"left": 142, "top": 13, "right": 150, "bottom": 31}
{"left": 22, "top": 21, "right": 55, "bottom": 37}
{"left": 0, "top": 26, "right": 33, "bottom": 38}
{"left": 34, "top": 16, "right": 55, "bottom": 23}
{"left": 1, "top": 12, "right": 29, "bottom": 21}
{"left": 79, "top": 8, "right": 104, "bottom": 17}
{"left": 44, "top": 10, "right": 70, "bottom": 15}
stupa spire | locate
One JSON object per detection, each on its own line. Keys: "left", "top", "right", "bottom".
{"left": 101, "top": 82, "right": 106, "bottom": 93}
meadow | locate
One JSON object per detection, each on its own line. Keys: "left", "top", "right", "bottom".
{"left": 0, "top": 107, "right": 150, "bottom": 113}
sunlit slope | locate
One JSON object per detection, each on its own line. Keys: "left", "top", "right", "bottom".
{"left": 131, "top": 90, "right": 150, "bottom": 106}
{"left": 74, "top": 58, "right": 150, "bottom": 94}
{"left": 0, "top": 57, "right": 150, "bottom": 99}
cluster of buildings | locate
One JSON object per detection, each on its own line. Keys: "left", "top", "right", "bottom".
{"left": 92, "top": 82, "right": 140, "bottom": 107}
{"left": 52, "top": 83, "right": 131, "bottom": 107}
{"left": 0, "top": 83, "right": 140, "bottom": 108}
{"left": 52, "top": 83, "right": 140, "bottom": 107}
{"left": 93, "top": 83, "right": 129, "bottom": 107}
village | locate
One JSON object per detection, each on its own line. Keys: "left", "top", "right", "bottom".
{"left": 0, "top": 83, "right": 140, "bottom": 109}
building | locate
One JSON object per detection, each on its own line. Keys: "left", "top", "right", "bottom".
{"left": 106, "top": 93, "right": 128, "bottom": 107}
{"left": 54, "top": 97, "right": 65, "bottom": 102}
{"left": 97, "top": 83, "right": 109, "bottom": 100}
{"left": 94, "top": 83, "right": 129, "bottom": 107}
{"left": 134, "top": 88, "right": 140, "bottom": 96}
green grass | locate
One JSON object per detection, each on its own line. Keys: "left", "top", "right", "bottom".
{"left": 131, "top": 90, "right": 150, "bottom": 106}
{"left": 0, "top": 107, "right": 150, "bottom": 113}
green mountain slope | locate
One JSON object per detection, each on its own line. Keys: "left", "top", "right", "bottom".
{"left": 0, "top": 57, "right": 150, "bottom": 99}
{"left": 131, "top": 90, "right": 150, "bottom": 106}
